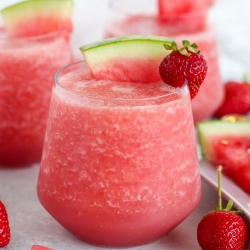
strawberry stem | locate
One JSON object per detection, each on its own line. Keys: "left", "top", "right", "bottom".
{"left": 217, "top": 166, "right": 223, "bottom": 210}
{"left": 225, "top": 199, "right": 233, "bottom": 211}
{"left": 163, "top": 40, "right": 200, "bottom": 57}
{"left": 215, "top": 166, "right": 236, "bottom": 213}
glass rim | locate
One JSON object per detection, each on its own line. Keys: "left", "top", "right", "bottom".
{"left": 0, "top": 26, "right": 69, "bottom": 42}
{"left": 109, "top": 0, "right": 208, "bottom": 18}
{"left": 54, "top": 60, "right": 189, "bottom": 103}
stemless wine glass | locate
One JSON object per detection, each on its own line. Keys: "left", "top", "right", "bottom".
{"left": 37, "top": 60, "right": 201, "bottom": 247}
{"left": 104, "top": 0, "right": 224, "bottom": 123}
{"left": 0, "top": 24, "right": 73, "bottom": 166}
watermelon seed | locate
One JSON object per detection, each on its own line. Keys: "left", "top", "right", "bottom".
{"left": 220, "top": 140, "right": 229, "bottom": 145}
{"left": 221, "top": 114, "right": 248, "bottom": 122}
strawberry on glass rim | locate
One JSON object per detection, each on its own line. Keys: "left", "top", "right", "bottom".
{"left": 159, "top": 40, "right": 208, "bottom": 99}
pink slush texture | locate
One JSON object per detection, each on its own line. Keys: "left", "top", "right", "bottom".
{"left": 38, "top": 65, "right": 201, "bottom": 247}
{"left": 0, "top": 29, "right": 72, "bottom": 165}
{"left": 105, "top": 17, "right": 223, "bottom": 122}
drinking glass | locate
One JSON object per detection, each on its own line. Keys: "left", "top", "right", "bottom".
{"left": 37, "top": 60, "right": 201, "bottom": 247}
{"left": 105, "top": 0, "right": 224, "bottom": 123}
{"left": 0, "top": 24, "right": 73, "bottom": 166}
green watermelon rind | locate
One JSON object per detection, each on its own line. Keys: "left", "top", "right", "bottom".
{"left": 79, "top": 35, "right": 174, "bottom": 82}
{"left": 1, "top": 0, "right": 73, "bottom": 32}
{"left": 197, "top": 120, "right": 250, "bottom": 161}
{"left": 81, "top": 35, "right": 173, "bottom": 51}
{"left": 80, "top": 35, "right": 173, "bottom": 60}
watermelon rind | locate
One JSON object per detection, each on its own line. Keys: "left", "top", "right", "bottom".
{"left": 79, "top": 35, "right": 174, "bottom": 82}
{"left": 197, "top": 120, "right": 250, "bottom": 161}
{"left": 81, "top": 35, "right": 173, "bottom": 52}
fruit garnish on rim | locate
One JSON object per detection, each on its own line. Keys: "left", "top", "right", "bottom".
{"left": 80, "top": 36, "right": 207, "bottom": 100}
{"left": 198, "top": 118, "right": 250, "bottom": 195}
{"left": 80, "top": 35, "right": 174, "bottom": 83}
{"left": 197, "top": 166, "right": 250, "bottom": 250}
{"left": 0, "top": 0, "right": 74, "bottom": 38}
{"left": 0, "top": 200, "right": 10, "bottom": 247}
{"left": 159, "top": 40, "right": 208, "bottom": 99}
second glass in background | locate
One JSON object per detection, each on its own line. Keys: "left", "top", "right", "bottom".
{"left": 105, "top": 0, "right": 224, "bottom": 123}
{"left": 0, "top": 26, "right": 73, "bottom": 166}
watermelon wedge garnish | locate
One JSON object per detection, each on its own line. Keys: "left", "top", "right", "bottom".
{"left": 79, "top": 35, "right": 173, "bottom": 83}
{"left": 1, "top": 0, "right": 74, "bottom": 38}
{"left": 198, "top": 119, "right": 250, "bottom": 195}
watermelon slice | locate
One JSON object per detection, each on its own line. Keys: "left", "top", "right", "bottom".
{"left": 79, "top": 35, "right": 173, "bottom": 83}
{"left": 1, "top": 0, "right": 73, "bottom": 38}
{"left": 198, "top": 120, "right": 250, "bottom": 194}
{"left": 157, "top": 0, "right": 210, "bottom": 16}
{"left": 31, "top": 245, "right": 56, "bottom": 250}
{"left": 157, "top": 0, "right": 209, "bottom": 33}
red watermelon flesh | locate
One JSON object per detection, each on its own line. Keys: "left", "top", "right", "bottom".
{"left": 31, "top": 245, "right": 56, "bottom": 250}
{"left": 158, "top": 0, "right": 208, "bottom": 15}
{"left": 209, "top": 136, "right": 250, "bottom": 194}
{"left": 1, "top": 0, "right": 73, "bottom": 38}
{"left": 157, "top": 0, "right": 209, "bottom": 33}
{"left": 6, "top": 16, "right": 73, "bottom": 38}
{"left": 198, "top": 120, "right": 250, "bottom": 195}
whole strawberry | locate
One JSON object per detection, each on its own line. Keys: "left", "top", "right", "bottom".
{"left": 159, "top": 40, "right": 208, "bottom": 99}
{"left": 197, "top": 166, "right": 250, "bottom": 250}
{"left": 0, "top": 201, "right": 10, "bottom": 247}
{"left": 214, "top": 81, "right": 250, "bottom": 117}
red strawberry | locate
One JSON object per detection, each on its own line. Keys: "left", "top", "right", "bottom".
{"left": 197, "top": 166, "right": 250, "bottom": 250}
{"left": 214, "top": 81, "right": 250, "bottom": 117}
{"left": 0, "top": 201, "right": 10, "bottom": 247}
{"left": 159, "top": 40, "right": 208, "bottom": 99}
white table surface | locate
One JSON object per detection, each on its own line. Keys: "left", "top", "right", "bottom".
{"left": 1, "top": 0, "right": 250, "bottom": 249}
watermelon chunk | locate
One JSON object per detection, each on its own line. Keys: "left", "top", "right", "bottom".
{"left": 198, "top": 120, "right": 250, "bottom": 194}
{"left": 79, "top": 35, "right": 173, "bottom": 83}
{"left": 157, "top": 0, "right": 209, "bottom": 33}
{"left": 1, "top": 0, "right": 73, "bottom": 38}
{"left": 31, "top": 245, "right": 56, "bottom": 250}
{"left": 158, "top": 0, "right": 207, "bottom": 15}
